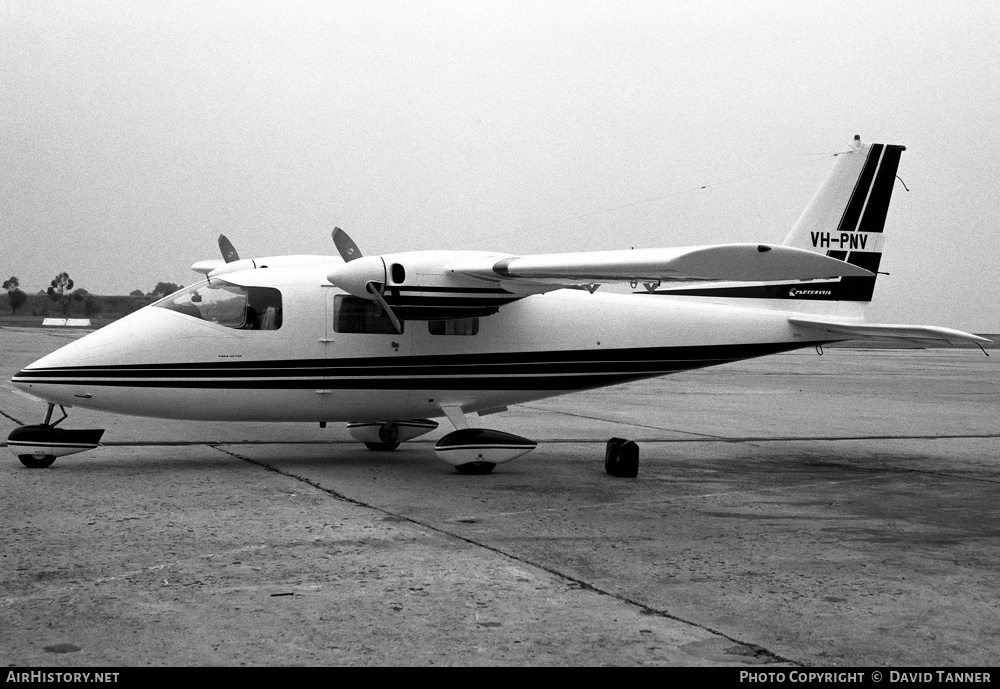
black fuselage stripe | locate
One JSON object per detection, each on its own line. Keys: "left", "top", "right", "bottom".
{"left": 12, "top": 372, "right": 709, "bottom": 391}
{"left": 14, "top": 343, "right": 800, "bottom": 374}
{"left": 13, "top": 343, "right": 819, "bottom": 390}
{"left": 17, "top": 360, "right": 750, "bottom": 379}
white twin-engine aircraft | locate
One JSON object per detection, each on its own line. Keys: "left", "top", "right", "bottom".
{"left": 8, "top": 137, "right": 991, "bottom": 474}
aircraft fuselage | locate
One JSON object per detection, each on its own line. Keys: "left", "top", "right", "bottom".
{"left": 12, "top": 263, "right": 821, "bottom": 423}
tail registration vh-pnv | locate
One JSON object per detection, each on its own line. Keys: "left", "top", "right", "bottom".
{"left": 8, "top": 137, "right": 991, "bottom": 475}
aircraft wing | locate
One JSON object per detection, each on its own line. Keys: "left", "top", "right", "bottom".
{"left": 789, "top": 317, "right": 993, "bottom": 347}
{"left": 450, "top": 244, "right": 874, "bottom": 285}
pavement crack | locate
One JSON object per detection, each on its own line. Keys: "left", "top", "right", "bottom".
{"left": 208, "top": 444, "right": 391, "bottom": 512}
{"left": 211, "top": 443, "right": 798, "bottom": 667}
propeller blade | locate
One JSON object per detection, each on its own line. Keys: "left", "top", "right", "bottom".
{"left": 218, "top": 235, "right": 240, "bottom": 263}
{"left": 366, "top": 281, "right": 402, "bottom": 334}
{"left": 333, "top": 227, "right": 363, "bottom": 263}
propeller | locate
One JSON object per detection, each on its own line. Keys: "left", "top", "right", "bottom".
{"left": 218, "top": 235, "right": 240, "bottom": 263}
{"left": 366, "top": 282, "right": 403, "bottom": 333}
{"left": 327, "top": 227, "right": 403, "bottom": 334}
{"left": 332, "top": 227, "right": 362, "bottom": 263}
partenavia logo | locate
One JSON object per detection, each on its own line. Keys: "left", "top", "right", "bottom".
{"left": 788, "top": 288, "right": 833, "bottom": 297}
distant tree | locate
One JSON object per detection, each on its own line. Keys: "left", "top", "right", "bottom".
{"left": 47, "top": 272, "right": 75, "bottom": 316}
{"left": 3, "top": 277, "right": 26, "bottom": 315}
{"left": 8, "top": 289, "right": 27, "bottom": 314}
{"left": 70, "top": 287, "right": 94, "bottom": 312}
{"left": 130, "top": 289, "right": 145, "bottom": 297}
{"left": 151, "top": 282, "right": 183, "bottom": 297}
{"left": 81, "top": 294, "right": 102, "bottom": 318}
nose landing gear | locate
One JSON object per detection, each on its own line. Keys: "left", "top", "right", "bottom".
{"left": 6, "top": 405, "right": 105, "bottom": 468}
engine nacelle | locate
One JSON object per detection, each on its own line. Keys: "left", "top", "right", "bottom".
{"left": 327, "top": 250, "right": 534, "bottom": 320}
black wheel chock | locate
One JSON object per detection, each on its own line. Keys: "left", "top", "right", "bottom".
{"left": 605, "top": 437, "right": 639, "bottom": 478}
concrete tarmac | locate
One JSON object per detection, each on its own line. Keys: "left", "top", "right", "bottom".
{"left": 2, "top": 326, "right": 998, "bottom": 666}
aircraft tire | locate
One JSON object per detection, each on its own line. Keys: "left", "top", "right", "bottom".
{"left": 454, "top": 461, "right": 496, "bottom": 475}
{"left": 18, "top": 454, "right": 56, "bottom": 469}
{"left": 364, "top": 441, "right": 400, "bottom": 451}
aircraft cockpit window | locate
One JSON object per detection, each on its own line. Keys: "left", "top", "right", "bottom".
{"left": 154, "top": 281, "right": 283, "bottom": 330}
{"left": 334, "top": 295, "right": 402, "bottom": 334}
{"left": 428, "top": 318, "right": 479, "bottom": 336}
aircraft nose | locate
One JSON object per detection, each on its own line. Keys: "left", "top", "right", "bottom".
{"left": 11, "top": 315, "right": 138, "bottom": 405}
{"left": 18, "top": 315, "right": 137, "bottom": 371}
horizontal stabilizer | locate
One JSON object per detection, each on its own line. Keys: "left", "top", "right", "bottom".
{"left": 789, "top": 318, "right": 992, "bottom": 347}
{"left": 453, "top": 244, "right": 873, "bottom": 285}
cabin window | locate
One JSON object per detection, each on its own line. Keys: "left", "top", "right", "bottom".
{"left": 428, "top": 318, "right": 479, "bottom": 336}
{"left": 154, "top": 281, "right": 282, "bottom": 330}
{"left": 334, "top": 295, "right": 403, "bottom": 334}
{"left": 244, "top": 286, "right": 283, "bottom": 330}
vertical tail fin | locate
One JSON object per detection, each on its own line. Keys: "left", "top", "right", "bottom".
{"left": 781, "top": 137, "right": 906, "bottom": 301}
{"left": 647, "top": 137, "right": 906, "bottom": 306}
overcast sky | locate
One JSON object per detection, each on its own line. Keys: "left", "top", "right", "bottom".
{"left": 2, "top": 1, "right": 998, "bottom": 330}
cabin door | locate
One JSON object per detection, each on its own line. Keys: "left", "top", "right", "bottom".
{"left": 321, "top": 289, "right": 412, "bottom": 419}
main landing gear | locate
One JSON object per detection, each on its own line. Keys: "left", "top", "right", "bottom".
{"left": 434, "top": 428, "right": 537, "bottom": 475}
{"left": 432, "top": 405, "right": 537, "bottom": 475}
{"left": 346, "top": 410, "right": 538, "bottom": 474}
{"left": 7, "top": 405, "right": 105, "bottom": 469}
{"left": 347, "top": 419, "right": 440, "bottom": 452}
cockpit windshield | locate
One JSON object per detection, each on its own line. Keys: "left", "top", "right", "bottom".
{"left": 154, "top": 280, "right": 282, "bottom": 330}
